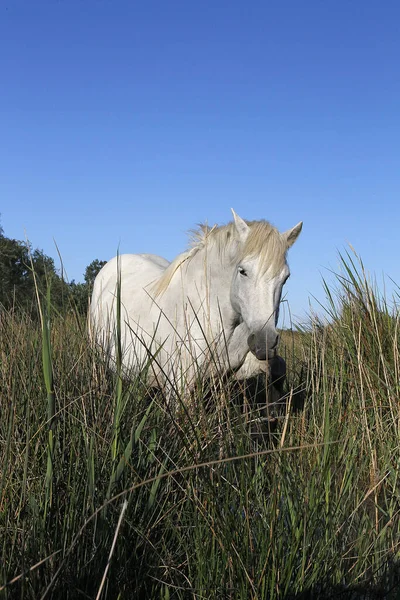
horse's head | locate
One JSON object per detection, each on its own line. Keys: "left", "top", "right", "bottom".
{"left": 229, "top": 209, "right": 302, "bottom": 360}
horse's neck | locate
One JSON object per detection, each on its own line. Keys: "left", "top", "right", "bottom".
{"left": 178, "top": 244, "right": 235, "bottom": 319}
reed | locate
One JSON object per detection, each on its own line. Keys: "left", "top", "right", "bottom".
{"left": 1, "top": 250, "right": 400, "bottom": 598}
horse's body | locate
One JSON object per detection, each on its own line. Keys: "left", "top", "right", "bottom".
{"left": 90, "top": 210, "right": 302, "bottom": 389}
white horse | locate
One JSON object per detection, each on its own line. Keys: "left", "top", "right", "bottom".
{"left": 90, "top": 210, "right": 302, "bottom": 390}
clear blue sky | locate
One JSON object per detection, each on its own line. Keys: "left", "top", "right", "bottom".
{"left": 1, "top": 0, "right": 399, "bottom": 324}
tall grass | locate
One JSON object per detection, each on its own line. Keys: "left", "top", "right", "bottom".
{"left": 1, "top": 251, "right": 400, "bottom": 598}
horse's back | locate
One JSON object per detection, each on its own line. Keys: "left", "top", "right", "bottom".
{"left": 92, "top": 253, "right": 168, "bottom": 297}
{"left": 139, "top": 254, "right": 170, "bottom": 270}
{"left": 90, "top": 254, "right": 169, "bottom": 338}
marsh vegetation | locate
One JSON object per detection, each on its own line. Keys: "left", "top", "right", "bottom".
{"left": 1, "top": 252, "right": 400, "bottom": 599}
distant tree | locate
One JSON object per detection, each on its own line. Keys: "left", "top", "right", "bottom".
{"left": 69, "top": 281, "right": 90, "bottom": 315}
{"left": 69, "top": 259, "right": 106, "bottom": 314}
{"left": 0, "top": 222, "right": 106, "bottom": 316}
{"left": 0, "top": 234, "right": 66, "bottom": 312}
{"left": 84, "top": 259, "right": 107, "bottom": 289}
{"left": 0, "top": 235, "right": 32, "bottom": 308}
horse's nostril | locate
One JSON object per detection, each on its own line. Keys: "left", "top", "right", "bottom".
{"left": 272, "top": 334, "right": 279, "bottom": 349}
{"left": 247, "top": 333, "right": 255, "bottom": 350}
{"left": 256, "top": 347, "right": 267, "bottom": 361}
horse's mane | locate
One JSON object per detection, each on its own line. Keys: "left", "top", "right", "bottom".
{"left": 153, "top": 219, "right": 287, "bottom": 297}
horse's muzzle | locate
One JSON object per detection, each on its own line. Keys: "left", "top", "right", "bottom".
{"left": 248, "top": 331, "right": 279, "bottom": 361}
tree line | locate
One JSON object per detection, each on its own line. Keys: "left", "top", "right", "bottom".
{"left": 0, "top": 222, "right": 106, "bottom": 315}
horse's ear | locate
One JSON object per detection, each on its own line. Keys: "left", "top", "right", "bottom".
{"left": 231, "top": 208, "right": 250, "bottom": 242}
{"left": 283, "top": 222, "right": 303, "bottom": 248}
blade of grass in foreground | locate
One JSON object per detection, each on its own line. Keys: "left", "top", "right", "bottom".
{"left": 42, "top": 285, "right": 56, "bottom": 518}
{"left": 109, "top": 254, "right": 124, "bottom": 465}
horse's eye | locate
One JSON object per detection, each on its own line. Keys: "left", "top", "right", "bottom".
{"left": 238, "top": 267, "right": 248, "bottom": 277}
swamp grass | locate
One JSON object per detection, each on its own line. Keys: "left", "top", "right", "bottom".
{"left": 1, "top": 252, "right": 400, "bottom": 599}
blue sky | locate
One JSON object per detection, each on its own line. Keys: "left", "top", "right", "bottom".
{"left": 1, "top": 0, "right": 399, "bottom": 324}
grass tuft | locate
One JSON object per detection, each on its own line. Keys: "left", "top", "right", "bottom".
{"left": 1, "top": 249, "right": 400, "bottom": 598}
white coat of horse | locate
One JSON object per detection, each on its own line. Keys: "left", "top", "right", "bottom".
{"left": 90, "top": 210, "right": 302, "bottom": 390}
